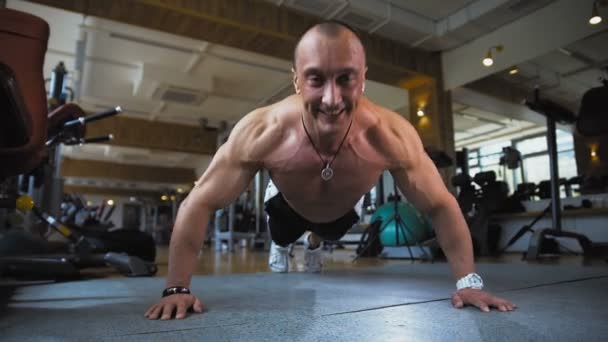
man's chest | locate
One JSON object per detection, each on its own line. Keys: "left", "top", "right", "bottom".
{"left": 266, "top": 147, "right": 384, "bottom": 204}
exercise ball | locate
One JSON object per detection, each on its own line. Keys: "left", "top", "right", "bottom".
{"left": 370, "top": 202, "right": 432, "bottom": 246}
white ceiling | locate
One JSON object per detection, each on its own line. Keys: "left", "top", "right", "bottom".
{"left": 5, "top": 0, "right": 605, "bottom": 192}
{"left": 452, "top": 101, "right": 543, "bottom": 149}
{"left": 271, "top": 0, "right": 557, "bottom": 51}
{"left": 497, "top": 30, "right": 608, "bottom": 112}
{"left": 61, "top": 144, "right": 211, "bottom": 169}
{"left": 388, "top": 0, "right": 477, "bottom": 20}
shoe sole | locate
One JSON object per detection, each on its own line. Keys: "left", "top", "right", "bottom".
{"left": 270, "top": 268, "right": 288, "bottom": 273}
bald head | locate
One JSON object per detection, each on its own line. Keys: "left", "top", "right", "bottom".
{"left": 293, "top": 21, "right": 367, "bottom": 69}
{"left": 290, "top": 21, "right": 368, "bottom": 135}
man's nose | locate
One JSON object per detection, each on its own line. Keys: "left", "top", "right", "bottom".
{"left": 322, "top": 82, "right": 342, "bottom": 110}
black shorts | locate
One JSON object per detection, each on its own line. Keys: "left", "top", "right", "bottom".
{"left": 264, "top": 193, "right": 360, "bottom": 247}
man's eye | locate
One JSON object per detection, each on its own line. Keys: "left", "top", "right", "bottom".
{"left": 308, "top": 76, "right": 323, "bottom": 85}
{"left": 338, "top": 74, "right": 354, "bottom": 85}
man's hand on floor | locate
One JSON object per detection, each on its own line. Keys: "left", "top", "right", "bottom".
{"left": 451, "top": 288, "right": 517, "bottom": 312}
{"left": 145, "top": 294, "right": 204, "bottom": 320}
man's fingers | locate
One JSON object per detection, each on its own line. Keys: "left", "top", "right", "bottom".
{"left": 144, "top": 304, "right": 157, "bottom": 318}
{"left": 160, "top": 303, "right": 176, "bottom": 320}
{"left": 473, "top": 298, "right": 490, "bottom": 312}
{"left": 193, "top": 298, "right": 204, "bottom": 313}
{"left": 505, "top": 301, "right": 517, "bottom": 311}
{"left": 452, "top": 290, "right": 516, "bottom": 313}
{"left": 488, "top": 298, "right": 507, "bottom": 312}
{"left": 456, "top": 289, "right": 489, "bottom": 312}
{"left": 146, "top": 305, "right": 163, "bottom": 320}
{"left": 145, "top": 295, "right": 205, "bottom": 321}
{"left": 497, "top": 301, "right": 514, "bottom": 312}
{"left": 175, "top": 302, "right": 189, "bottom": 320}
{"left": 451, "top": 293, "right": 464, "bottom": 308}
{"left": 491, "top": 297, "right": 517, "bottom": 312}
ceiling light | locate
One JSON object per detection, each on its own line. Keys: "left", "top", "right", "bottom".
{"left": 106, "top": 199, "right": 115, "bottom": 206}
{"left": 509, "top": 67, "right": 519, "bottom": 75}
{"left": 483, "top": 54, "right": 493, "bottom": 67}
{"left": 482, "top": 45, "right": 503, "bottom": 67}
{"left": 590, "top": 1, "right": 602, "bottom": 24}
{"left": 177, "top": 188, "right": 184, "bottom": 194}
{"left": 589, "top": 15, "right": 602, "bottom": 24}
{"left": 417, "top": 108, "right": 425, "bottom": 117}
{"left": 590, "top": 144, "right": 599, "bottom": 160}
{"left": 161, "top": 195, "right": 168, "bottom": 201}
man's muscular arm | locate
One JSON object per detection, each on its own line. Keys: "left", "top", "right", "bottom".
{"left": 166, "top": 143, "right": 259, "bottom": 290}
{"left": 146, "top": 109, "right": 278, "bottom": 320}
{"left": 382, "top": 110, "right": 515, "bottom": 313}
{"left": 386, "top": 120, "right": 474, "bottom": 280}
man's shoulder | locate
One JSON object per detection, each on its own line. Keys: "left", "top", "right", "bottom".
{"left": 228, "top": 96, "right": 299, "bottom": 162}
{"left": 361, "top": 100, "right": 421, "bottom": 167}
{"left": 243, "top": 95, "right": 299, "bottom": 127}
{"left": 360, "top": 101, "right": 411, "bottom": 140}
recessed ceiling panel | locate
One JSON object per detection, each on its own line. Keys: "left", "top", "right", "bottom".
{"left": 533, "top": 51, "right": 588, "bottom": 74}
{"left": 388, "top": 0, "right": 477, "bottom": 20}
{"left": 567, "top": 31, "right": 608, "bottom": 62}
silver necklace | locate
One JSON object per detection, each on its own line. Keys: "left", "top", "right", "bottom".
{"left": 301, "top": 114, "right": 353, "bottom": 181}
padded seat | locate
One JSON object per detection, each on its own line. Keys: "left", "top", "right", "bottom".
{"left": 0, "top": 8, "right": 49, "bottom": 178}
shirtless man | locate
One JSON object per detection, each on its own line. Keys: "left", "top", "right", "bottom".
{"left": 145, "top": 21, "right": 516, "bottom": 320}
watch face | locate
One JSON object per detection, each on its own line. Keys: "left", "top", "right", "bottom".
{"left": 457, "top": 273, "right": 484, "bottom": 290}
{"left": 471, "top": 274, "right": 483, "bottom": 286}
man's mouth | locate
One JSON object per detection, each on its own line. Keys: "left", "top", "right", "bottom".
{"left": 319, "top": 108, "right": 345, "bottom": 116}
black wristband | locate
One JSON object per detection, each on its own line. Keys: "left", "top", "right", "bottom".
{"left": 162, "top": 286, "right": 191, "bottom": 297}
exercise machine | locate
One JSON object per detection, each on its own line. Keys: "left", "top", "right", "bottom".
{"left": 0, "top": 8, "right": 156, "bottom": 279}
{"left": 523, "top": 88, "right": 587, "bottom": 259}
{"left": 452, "top": 171, "right": 507, "bottom": 256}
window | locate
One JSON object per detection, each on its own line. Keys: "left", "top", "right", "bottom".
{"left": 558, "top": 150, "right": 577, "bottom": 179}
{"left": 468, "top": 150, "right": 479, "bottom": 167}
{"left": 516, "top": 136, "right": 546, "bottom": 155}
{"left": 479, "top": 141, "right": 510, "bottom": 168}
{"left": 515, "top": 130, "right": 578, "bottom": 196}
{"left": 455, "top": 141, "right": 515, "bottom": 192}
{"left": 460, "top": 130, "right": 578, "bottom": 197}
{"left": 522, "top": 154, "right": 550, "bottom": 185}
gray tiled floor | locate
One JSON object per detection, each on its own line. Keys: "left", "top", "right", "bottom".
{"left": 1, "top": 263, "right": 607, "bottom": 341}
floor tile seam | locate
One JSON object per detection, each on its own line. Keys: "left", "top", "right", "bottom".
{"left": 322, "top": 274, "right": 608, "bottom": 317}
{"left": 498, "top": 274, "right": 608, "bottom": 293}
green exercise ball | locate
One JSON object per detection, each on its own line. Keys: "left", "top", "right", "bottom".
{"left": 371, "top": 202, "right": 432, "bottom": 246}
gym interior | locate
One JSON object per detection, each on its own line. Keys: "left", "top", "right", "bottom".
{"left": 1, "top": 0, "right": 607, "bottom": 340}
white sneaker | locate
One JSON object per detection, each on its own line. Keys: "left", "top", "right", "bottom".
{"left": 303, "top": 232, "right": 323, "bottom": 273}
{"left": 269, "top": 242, "right": 289, "bottom": 273}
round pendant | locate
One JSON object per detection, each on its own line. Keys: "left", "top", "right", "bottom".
{"left": 321, "top": 166, "right": 334, "bottom": 181}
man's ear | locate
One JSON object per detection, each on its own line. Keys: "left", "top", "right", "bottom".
{"left": 292, "top": 67, "right": 300, "bottom": 94}
{"left": 362, "top": 66, "right": 368, "bottom": 93}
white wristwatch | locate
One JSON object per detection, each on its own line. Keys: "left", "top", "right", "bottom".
{"left": 456, "top": 273, "right": 484, "bottom": 290}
